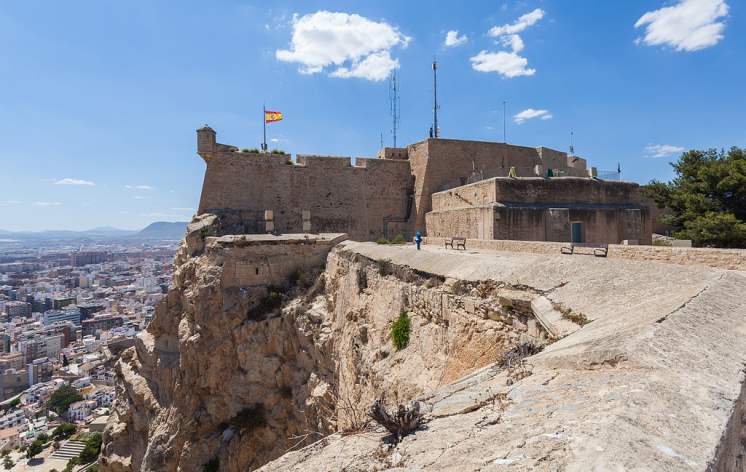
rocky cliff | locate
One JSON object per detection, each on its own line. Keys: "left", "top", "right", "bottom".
{"left": 101, "top": 216, "right": 547, "bottom": 471}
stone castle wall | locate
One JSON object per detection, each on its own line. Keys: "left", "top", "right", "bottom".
{"left": 426, "top": 177, "right": 652, "bottom": 244}
{"left": 407, "top": 139, "right": 589, "bottom": 231}
{"left": 195, "top": 127, "right": 647, "bottom": 243}
{"left": 197, "top": 150, "right": 413, "bottom": 241}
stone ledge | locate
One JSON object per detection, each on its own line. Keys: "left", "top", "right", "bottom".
{"left": 423, "top": 237, "right": 746, "bottom": 271}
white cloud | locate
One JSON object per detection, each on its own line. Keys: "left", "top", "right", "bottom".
{"left": 55, "top": 178, "right": 95, "bottom": 186}
{"left": 0, "top": 200, "right": 21, "bottom": 206}
{"left": 635, "top": 0, "right": 729, "bottom": 52}
{"left": 329, "top": 51, "right": 399, "bottom": 81}
{"left": 470, "top": 51, "right": 535, "bottom": 78}
{"left": 444, "top": 30, "right": 468, "bottom": 47}
{"left": 513, "top": 108, "right": 553, "bottom": 124}
{"left": 500, "top": 34, "right": 524, "bottom": 52}
{"left": 132, "top": 196, "right": 146, "bottom": 200}
{"left": 474, "top": 9, "right": 543, "bottom": 78}
{"left": 275, "top": 11, "right": 409, "bottom": 81}
{"left": 644, "top": 144, "right": 685, "bottom": 158}
{"left": 33, "top": 201, "right": 62, "bottom": 207}
{"left": 125, "top": 185, "right": 153, "bottom": 190}
{"left": 488, "top": 8, "right": 545, "bottom": 36}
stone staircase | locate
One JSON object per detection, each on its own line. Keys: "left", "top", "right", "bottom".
{"left": 50, "top": 439, "right": 86, "bottom": 460}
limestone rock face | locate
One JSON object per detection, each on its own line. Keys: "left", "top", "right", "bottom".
{"left": 260, "top": 242, "right": 746, "bottom": 472}
{"left": 101, "top": 219, "right": 534, "bottom": 471}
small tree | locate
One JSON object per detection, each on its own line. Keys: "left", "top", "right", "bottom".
{"left": 643, "top": 147, "right": 746, "bottom": 247}
{"left": 52, "top": 423, "right": 77, "bottom": 439}
{"left": 77, "top": 432, "right": 103, "bottom": 464}
{"left": 27, "top": 439, "right": 43, "bottom": 459}
{"left": 47, "top": 385, "right": 82, "bottom": 416}
{"left": 2, "top": 456, "right": 13, "bottom": 470}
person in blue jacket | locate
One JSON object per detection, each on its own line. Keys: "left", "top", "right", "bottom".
{"left": 415, "top": 231, "right": 423, "bottom": 250}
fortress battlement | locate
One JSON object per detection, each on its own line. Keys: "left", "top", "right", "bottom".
{"left": 194, "top": 125, "right": 650, "bottom": 244}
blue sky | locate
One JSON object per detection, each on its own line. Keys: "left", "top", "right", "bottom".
{"left": 0, "top": 0, "right": 743, "bottom": 231}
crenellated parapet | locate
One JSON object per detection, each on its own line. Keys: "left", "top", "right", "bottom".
{"left": 193, "top": 127, "right": 646, "bottom": 243}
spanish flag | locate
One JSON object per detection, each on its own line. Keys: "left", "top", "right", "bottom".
{"left": 265, "top": 110, "right": 284, "bottom": 123}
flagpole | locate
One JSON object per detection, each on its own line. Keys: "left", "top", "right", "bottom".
{"left": 262, "top": 105, "right": 267, "bottom": 152}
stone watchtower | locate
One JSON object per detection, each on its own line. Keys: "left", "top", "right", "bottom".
{"left": 197, "top": 125, "right": 216, "bottom": 162}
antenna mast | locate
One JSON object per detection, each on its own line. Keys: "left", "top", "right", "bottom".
{"left": 389, "top": 71, "right": 400, "bottom": 148}
{"left": 432, "top": 59, "right": 439, "bottom": 138}
{"left": 569, "top": 131, "right": 574, "bottom": 156}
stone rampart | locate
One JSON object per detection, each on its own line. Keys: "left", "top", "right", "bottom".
{"left": 423, "top": 236, "right": 746, "bottom": 271}
{"left": 197, "top": 151, "right": 413, "bottom": 241}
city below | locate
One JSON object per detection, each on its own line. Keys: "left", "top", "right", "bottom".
{"left": 0, "top": 228, "right": 183, "bottom": 470}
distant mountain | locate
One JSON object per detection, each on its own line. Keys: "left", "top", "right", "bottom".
{"left": 134, "top": 221, "right": 188, "bottom": 240}
{"left": 0, "top": 222, "right": 187, "bottom": 241}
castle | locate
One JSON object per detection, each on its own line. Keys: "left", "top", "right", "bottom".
{"left": 196, "top": 126, "right": 651, "bottom": 245}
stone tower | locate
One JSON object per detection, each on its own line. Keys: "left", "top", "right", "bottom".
{"left": 197, "top": 125, "right": 216, "bottom": 161}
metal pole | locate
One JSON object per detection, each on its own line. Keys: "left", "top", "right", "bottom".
{"left": 262, "top": 105, "right": 267, "bottom": 152}
{"left": 433, "top": 60, "right": 439, "bottom": 138}
{"left": 503, "top": 101, "right": 506, "bottom": 143}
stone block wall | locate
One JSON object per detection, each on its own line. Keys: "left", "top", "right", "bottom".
{"left": 423, "top": 236, "right": 746, "bottom": 271}
{"left": 211, "top": 234, "right": 347, "bottom": 289}
{"left": 197, "top": 151, "right": 413, "bottom": 241}
{"left": 407, "top": 139, "right": 590, "bottom": 231}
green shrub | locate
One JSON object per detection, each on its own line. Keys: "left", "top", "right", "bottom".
{"left": 271, "top": 148, "right": 287, "bottom": 155}
{"left": 375, "top": 238, "right": 389, "bottom": 244}
{"left": 356, "top": 269, "right": 368, "bottom": 293}
{"left": 26, "top": 440, "right": 43, "bottom": 459}
{"left": 391, "top": 234, "right": 406, "bottom": 244}
{"left": 52, "top": 423, "right": 76, "bottom": 439}
{"left": 77, "top": 432, "right": 102, "bottom": 464}
{"left": 241, "top": 148, "right": 260, "bottom": 153}
{"left": 377, "top": 259, "right": 393, "bottom": 277}
{"left": 390, "top": 311, "right": 411, "bottom": 350}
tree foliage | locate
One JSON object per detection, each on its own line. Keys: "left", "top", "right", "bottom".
{"left": 52, "top": 422, "right": 77, "bottom": 439}
{"left": 78, "top": 432, "right": 102, "bottom": 464}
{"left": 26, "top": 440, "right": 43, "bottom": 459}
{"left": 643, "top": 147, "right": 746, "bottom": 248}
{"left": 47, "top": 385, "right": 83, "bottom": 415}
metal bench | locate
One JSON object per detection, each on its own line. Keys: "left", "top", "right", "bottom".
{"left": 561, "top": 242, "right": 608, "bottom": 257}
{"left": 445, "top": 237, "right": 466, "bottom": 250}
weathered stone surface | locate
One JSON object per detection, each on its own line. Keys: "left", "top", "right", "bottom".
{"left": 102, "top": 223, "right": 538, "bottom": 471}
{"left": 259, "top": 242, "right": 746, "bottom": 471}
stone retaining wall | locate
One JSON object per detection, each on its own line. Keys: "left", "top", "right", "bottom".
{"left": 424, "top": 237, "right": 746, "bottom": 271}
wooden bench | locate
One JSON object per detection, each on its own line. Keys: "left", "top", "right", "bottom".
{"left": 445, "top": 237, "right": 466, "bottom": 250}
{"left": 561, "top": 242, "right": 608, "bottom": 257}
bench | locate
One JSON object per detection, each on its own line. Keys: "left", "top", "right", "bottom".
{"left": 445, "top": 237, "right": 466, "bottom": 250}
{"left": 561, "top": 242, "right": 608, "bottom": 257}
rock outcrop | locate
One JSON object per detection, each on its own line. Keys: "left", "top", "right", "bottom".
{"left": 260, "top": 242, "right": 746, "bottom": 471}
{"left": 101, "top": 217, "right": 544, "bottom": 471}
{"left": 103, "top": 220, "right": 746, "bottom": 471}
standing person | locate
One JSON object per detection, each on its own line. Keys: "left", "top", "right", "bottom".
{"left": 415, "top": 231, "right": 423, "bottom": 250}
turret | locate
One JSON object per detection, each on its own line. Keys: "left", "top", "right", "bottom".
{"left": 197, "top": 125, "right": 216, "bottom": 161}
